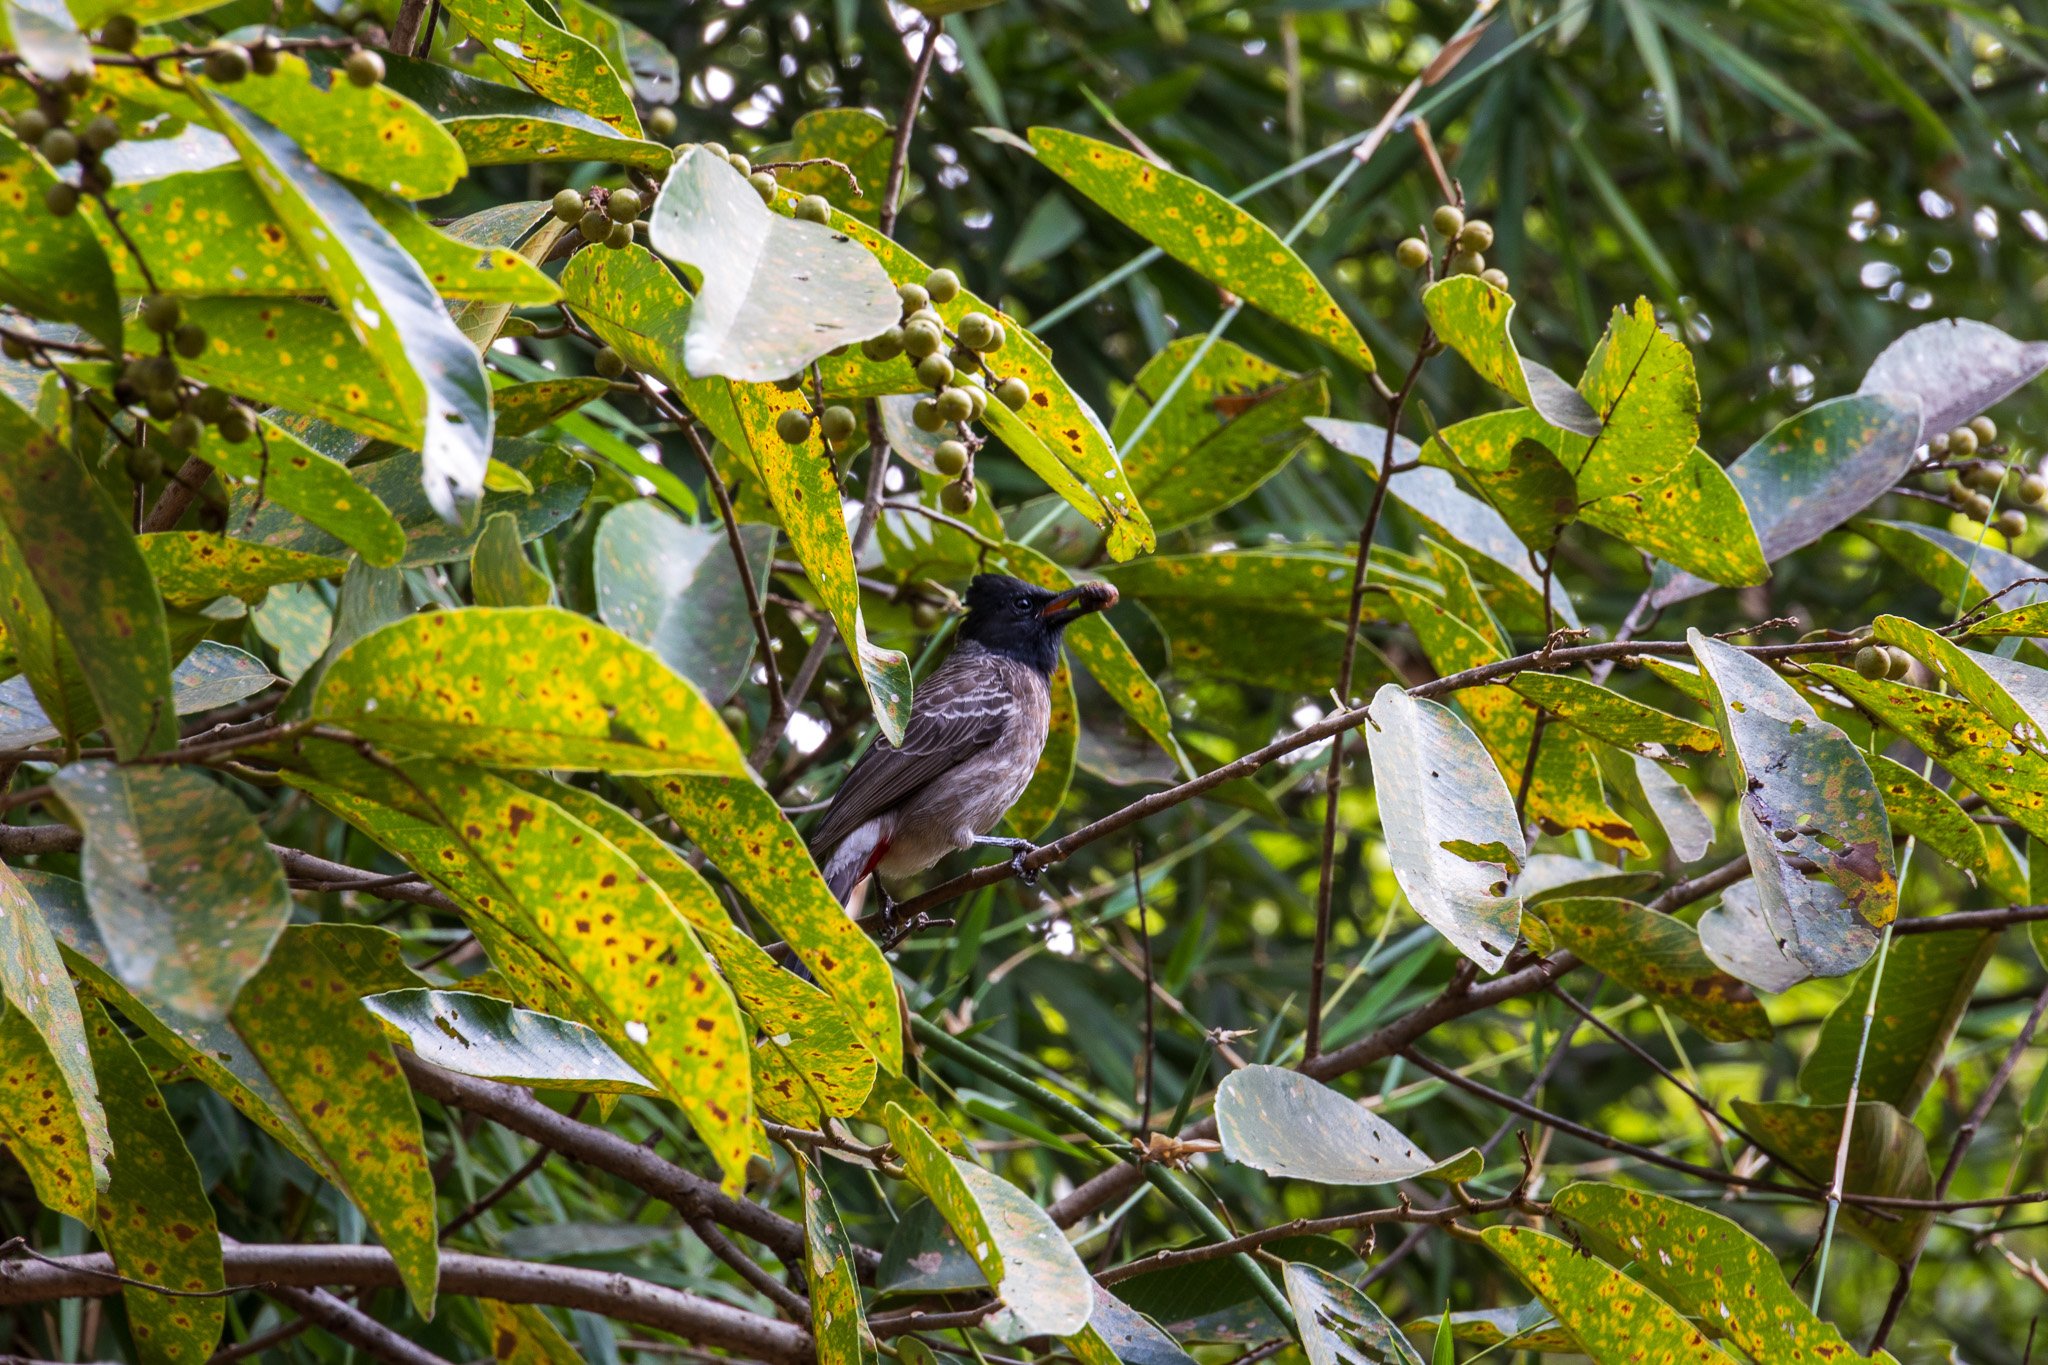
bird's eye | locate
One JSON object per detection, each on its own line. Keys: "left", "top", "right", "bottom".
{"left": 1014, "top": 595, "right": 1033, "bottom": 611}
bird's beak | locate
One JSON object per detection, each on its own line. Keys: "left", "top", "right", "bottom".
{"left": 1040, "top": 581, "right": 1119, "bottom": 626}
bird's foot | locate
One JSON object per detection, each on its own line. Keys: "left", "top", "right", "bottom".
{"left": 974, "top": 835, "right": 1041, "bottom": 886}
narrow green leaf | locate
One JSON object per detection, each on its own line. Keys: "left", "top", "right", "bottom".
{"left": 1800, "top": 929, "right": 1996, "bottom": 1112}
{"left": 0, "top": 1004, "right": 100, "bottom": 1220}
{"left": 1031, "top": 128, "right": 1374, "bottom": 373}
{"left": 174, "top": 298, "right": 415, "bottom": 444}
{"left": 1483, "top": 1226, "right": 1739, "bottom": 1363}
{"left": 1399, "top": 1306, "right": 1571, "bottom": 1352}
{"left": 1874, "top": 614, "right": 2048, "bottom": 752}
{"left": 493, "top": 376, "right": 614, "bottom": 438}
{"left": 0, "top": 860, "right": 107, "bottom": 1214}
{"left": 1216, "top": 1065, "right": 1479, "bottom": 1185}
{"left": 470, "top": 511, "right": 553, "bottom": 607}
{"left": 186, "top": 414, "right": 406, "bottom": 567}
{"left": 1511, "top": 673, "right": 1720, "bottom": 761}
{"left": 375, "top": 50, "right": 671, "bottom": 171}
{"left": 1580, "top": 449, "right": 1767, "bottom": 587}
{"left": 1870, "top": 752, "right": 1990, "bottom": 885}
{"left": 801, "top": 1160, "right": 879, "bottom": 1365}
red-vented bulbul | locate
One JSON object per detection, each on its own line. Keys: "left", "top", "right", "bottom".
{"left": 809, "top": 573, "right": 1119, "bottom": 908}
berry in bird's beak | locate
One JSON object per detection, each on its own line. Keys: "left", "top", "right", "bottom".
{"left": 1040, "top": 581, "right": 1118, "bottom": 625}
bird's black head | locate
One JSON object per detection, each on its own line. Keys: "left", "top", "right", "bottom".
{"left": 955, "top": 573, "right": 1119, "bottom": 676}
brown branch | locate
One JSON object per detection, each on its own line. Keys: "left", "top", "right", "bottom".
{"left": 879, "top": 16, "right": 941, "bottom": 238}
{"left": 1094, "top": 1198, "right": 1506, "bottom": 1286}
{"left": 261, "top": 1284, "right": 452, "bottom": 1365}
{"left": 437, "top": 1095, "right": 587, "bottom": 1242}
{"left": 387, "top": 0, "right": 430, "bottom": 56}
{"left": 140, "top": 455, "right": 215, "bottom": 534}
{"left": 686, "top": 1216, "right": 809, "bottom": 1319}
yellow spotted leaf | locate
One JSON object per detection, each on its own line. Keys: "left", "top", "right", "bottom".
{"left": 137, "top": 531, "right": 346, "bottom": 607}
{"left": 1483, "top": 1226, "right": 1741, "bottom": 1363}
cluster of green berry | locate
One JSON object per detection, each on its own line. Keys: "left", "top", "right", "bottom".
{"left": 1395, "top": 204, "right": 1509, "bottom": 292}
{"left": 1934, "top": 415, "right": 2042, "bottom": 539}
{"left": 551, "top": 183, "right": 643, "bottom": 251}
{"left": 110, "top": 296, "right": 257, "bottom": 452}
{"left": 4, "top": 73, "right": 119, "bottom": 217}
{"left": 1853, "top": 643, "right": 1917, "bottom": 681}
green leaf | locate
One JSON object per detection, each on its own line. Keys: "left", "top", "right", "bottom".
{"left": 1690, "top": 631, "right": 1896, "bottom": 977}
{"left": 1632, "top": 754, "right": 1715, "bottom": 863}
{"left": 1510, "top": 673, "right": 1720, "bottom": 761}
{"left": 650, "top": 773, "right": 902, "bottom": 1074}
{"left": 230, "top": 924, "right": 439, "bottom": 1314}
{"left": 1873, "top": 614, "right": 2048, "bottom": 752}
{"left": 1564, "top": 298, "right": 1700, "bottom": 501}
{"left": 1579, "top": 448, "right": 1766, "bottom": 588}
{"left": 1110, "top": 335, "right": 1328, "bottom": 533}
{"left": 879, "top": 1101, "right": 1094, "bottom": 1341}
{"left": 1420, "top": 277, "right": 1598, "bottom": 435}
{"left": 1430, "top": 1308, "right": 1454, "bottom": 1365}
{"left": 0, "top": 126, "right": 119, "bottom": 348}
{"left": 1859, "top": 316, "right": 2048, "bottom": 445}
{"left": 375, "top": 50, "right": 671, "bottom": 171}
{"left": 470, "top": 510, "right": 553, "bottom": 607}
{"left": 0, "top": 860, "right": 108, "bottom": 1213}
{"left": 440, "top": 0, "right": 640, "bottom": 133}
{"left": 236, "top": 438, "right": 589, "bottom": 570}
{"left": 1399, "top": 1306, "right": 1571, "bottom": 1353}
{"left": 363, "top": 988, "right": 655, "bottom": 1095}
{"left": 493, "top": 376, "right": 614, "bottom": 438}
{"left": 1482, "top": 1226, "right": 1739, "bottom": 1363}
{"left": 1800, "top": 929, "right": 1996, "bottom": 1112}
{"left": 187, "top": 414, "right": 407, "bottom": 567}
{"left": 0, "top": 393, "right": 175, "bottom": 757}
{"left": 136, "top": 531, "right": 346, "bottom": 608}
{"left": 775, "top": 108, "right": 893, "bottom": 219}
{"left": 1514, "top": 854, "right": 1661, "bottom": 906}
{"left": 0, "top": 1003, "right": 100, "bottom": 1220}
{"left": 1031, "top": 128, "right": 1374, "bottom": 373}
{"left": 1282, "top": 1262, "right": 1423, "bottom": 1365}
{"left": 1857, "top": 518, "right": 2046, "bottom": 616}
{"left": 1526, "top": 897, "right": 1770, "bottom": 1042}
{"left": 1696, "top": 880, "right": 1807, "bottom": 995}
{"left": 552, "top": 0, "right": 676, "bottom": 106}
{"left": 201, "top": 92, "right": 493, "bottom": 521}
{"left": 801, "top": 1160, "right": 879, "bottom": 1365}
{"left": 448, "top": 207, "right": 573, "bottom": 350}
{"left": 592, "top": 500, "right": 775, "bottom": 704}
{"left": 83, "top": 996, "right": 226, "bottom": 1365}
{"left": 650, "top": 148, "right": 899, "bottom": 382}
{"left": 1965, "top": 601, "right": 2048, "bottom": 640}
{"left": 314, "top": 606, "right": 746, "bottom": 774}
{"left": 1215, "top": 1065, "right": 1479, "bottom": 1185}
{"left": 1870, "top": 751, "right": 1990, "bottom": 885}
{"left": 50, "top": 761, "right": 292, "bottom": 1021}
{"left": 1362, "top": 684, "right": 1524, "bottom": 974}
{"left": 174, "top": 299, "right": 416, "bottom": 444}
{"left": 1549, "top": 1183, "right": 1875, "bottom": 1364}
{"left": 473, "top": 1300, "right": 584, "bottom": 1365}
{"left": 1730, "top": 1099, "right": 1933, "bottom": 1263}
{"left": 1650, "top": 394, "right": 1920, "bottom": 607}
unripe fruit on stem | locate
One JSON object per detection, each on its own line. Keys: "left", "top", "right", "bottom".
{"left": 903, "top": 308, "right": 943, "bottom": 330}
{"left": 1961, "top": 490, "right": 1994, "bottom": 519}
{"left": 748, "top": 171, "right": 777, "bottom": 203}
{"left": 43, "top": 182, "right": 78, "bottom": 216}
{"left": 720, "top": 703, "right": 747, "bottom": 730}
{"left": 579, "top": 208, "right": 610, "bottom": 243}
{"left": 1886, "top": 647, "right": 1914, "bottom": 681}
{"left": 607, "top": 187, "right": 642, "bottom": 222}
{"left": 727, "top": 152, "right": 752, "bottom": 176}
{"left": 81, "top": 115, "right": 119, "bottom": 153}
{"left": 1431, "top": 204, "right": 1464, "bottom": 237}
{"left": 141, "top": 293, "right": 182, "bottom": 334}
{"left": 251, "top": 36, "right": 280, "bottom": 75}
{"left": 344, "top": 47, "right": 383, "bottom": 86}
{"left": 1854, "top": 646, "right": 1887, "bottom": 680}
{"left": 916, "top": 352, "right": 955, "bottom": 389}
{"left": 935, "top": 387, "right": 973, "bottom": 423}
{"left": 99, "top": 13, "right": 139, "bottom": 50}
{"left": 593, "top": 347, "right": 625, "bottom": 378}
{"left": 1949, "top": 426, "right": 1979, "bottom": 456}
{"left": 925, "top": 268, "right": 961, "bottom": 303}
{"left": 1480, "top": 268, "right": 1510, "bottom": 291}
{"left": 903, "top": 320, "right": 943, "bottom": 359}
{"left": 995, "top": 376, "right": 1029, "bottom": 410}
{"left": 861, "top": 327, "right": 905, "bottom": 362}
{"left": 966, "top": 383, "right": 987, "bottom": 421}
{"left": 605, "top": 220, "right": 633, "bottom": 248}
{"left": 1972, "top": 415, "right": 1998, "bottom": 444}
{"left": 172, "top": 323, "right": 206, "bottom": 358}
{"left": 1456, "top": 220, "right": 1494, "bottom": 252}
{"left": 1998, "top": 508, "right": 2028, "bottom": 539}
{"left": 1395, "top": 237, "right": 1430, "bottom": 270}
{"left": 647, "top": 106, "right": 678, "bottom": 138}
{"left": 1449, "top": 249, "right": 1485, "bottom": 276}
{"left": 145, "top": 388, "right": 180, "bottom": 420}
{"left": 957, "top": 312, "right": 996, "bottom": 351}
{"left": 0, "top": 336, "right": 27, "bottom": 362}
{"left": 701, "top": 141, "right": 728, "bottom": 160}
{"left": 206, "top": 44, "right": 251, "bottom": 82}
{"left": 167, "top": 413, "right": 204, "bottom": 449}
{"left": 14, "top": 110, "right": 49, "bottom": 144}
{"left": 124, "top": 446, "right": 161, "bottom": 482}
{"left": 39, "top": 128, "right": 78, "bottom": 166}
{"left": 820, "top": 405, "right": 857, "bottom": 443}
{"left": 552, "top": 188, "right": 584, "bottom": 223}
{"left": 911, "top": 600, "right": 944, "bottom": 630}
{"left": 934, "top": 439, "right": 968, "bottom": 476}
{"left": 940, "top": 481, "right": 976, "bottom": 513}
{"left": 774, "top": 407, "right": 812, "bottom": 445}
{"left": 217, "top": 407, "right": 253, "bottom": 443}
{"left": 949, "top": 346, "right": 981, "bottom": 375}
{"left": 898, "top": 282, "right": 929, "bottom": 312}
{"left": 1965, "top": 462, "right": 2005, "bottom": 494}
{"left": 1929, "top": 430, "right": 1950, "bottom": 455}
{"left": 2022, "top": 473, "right": 2047, "bottom": 505}
{"left": 912, "top": 398, "right": 942, "bottom": 432}
{"left": 795, "top": 194, "right": 831, "bottom": 224}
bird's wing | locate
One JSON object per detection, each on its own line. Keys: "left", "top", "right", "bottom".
{"left": 808, "top": 657, "right": 1017, "bottom": 855}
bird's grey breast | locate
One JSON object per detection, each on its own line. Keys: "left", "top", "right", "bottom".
{"left": 880, "top": 651, "right": 1051, "bottom": 875}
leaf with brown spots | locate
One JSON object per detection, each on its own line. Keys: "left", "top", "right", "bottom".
{"left": 773, "top": 108, "right": 893, "bottom": 219}
{"left": 0, "top": 860, "right": 108, "bottom": 1196}
{"left": 1283, "top": 1262, "right": 1424, "bottom": 1365}
{"left": 475, "top": 1299, "right": 583, "bottom": 1365}
{"left": 493, "top": 376, "right": 614, "bottom": 439}
{"left": 653, "top": 774, "right": 903, "bottom": 1074}
{"left": 374, "top": 49, "right": 671, "bottom": 172}
{"left": 1031, "top": 129, "right": 1373, "bottom": 375}
{"left": 173, "top": 297, "right": 417, "bottom": 447}
{"left": 879, "top": 1102, "right": 1093, "bottom": 1342}
{"left": 180, "top": 415, "right": 406, "bottom": 567}
{"left": 801, "top": 1159, "right": 878, "bottom": 1365}
{"left": 1692, "top": 634, "right": 1897, "bottom": 979}
{"left": 0, "top": 126, "right": 120, "bottom": 348}
{"left": 1420, "top": 277, "right": 1598, "bottom": 438}
{"left": 1873, "top": 613, "right": 2048, "bottom": 753}
{"left": 1482, "top": 1226, "right": 1742, "bottom": 1363}
{"left": 1007, "top": 656, "right": 1077, "bottom": 840}
{"left": 1801, "top": 928, "right": 1996, "bottom": 1113}
{"left": 83, "top": 996, "right": 226, "bottom": 1365}
{"left": 0, "top": 1005, "right": 100, "bottom": 1220}
{"left": 51, "top": 761, "right": 292, "bottom": 1023}
{"left": 1216, "top": 1065, "right": 1481, "bottom": 1185}
{"left": 1510, "top": 672, "right": 1721, "bottom": 763}
{"left": 1580, "top": 448, "right": 1765, "bottom": 588}
{"left": 137, "top": 532, "right": 346, "bottom": 608}
{"left": 1525, "top": 897, "right": 1770, "bottom": 1043}
{"left": 314, "top": 606, "right": 746, "bottom": 775}
{"left": 229, "top": 924, "right": 439, "bottom": 1315}
{"left": 1731, "top": 1099, "right": 1934, "bottom": 1263}
{"left": 439, "top": 0, "right": 640, "bottom": 133}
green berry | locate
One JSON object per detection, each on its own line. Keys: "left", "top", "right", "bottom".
{"left": 924, "top": 268, "right": 960, "bottom": 303}
{"left": 1972, "top": 415, "right": 1999, "bottom": 444}
{"left": 935, "top": 386, "right": 973, "bottom": 424}
{"left": 1448, "top": 249, "right": 1485, "bottom": 277}
{"left": 194, "top": 386, "right": 232, "bottom": 422}
{"left": 1965, "top": 461, "right": 2005, "bottom": 494}
{"left": 912, "top": 397, "right": 942, "bottom": 432}
{"left": 2020, "top": 473, "right": 2046, "bottom": 505}
{"left": 897, "top": 282, "right": 929, "bottom": 313}
{"left": 933, "top": 439, "right": 968, "bottom": 477}
{"left": 1885, "top": 647, "right": 1914, "bottom": 681}
{"left": 956, "top": 312, "right": 996, "bottom": 351}
{"left": 333, "top": 2, "right": 364, "bottom": 25}
{"left": 144, "top": 387, "right": 180, "bottom": 420}
{"left": 99, "top": 13, "right": 139, "bottom": 51}
{"left": 552, "top": 188, "right": 585, "bottom": 223}
{"left": 775, "top": 407, "right": 812, "bottom": 446}
{"left": 38, "top": 128, "right": 77, "bottom": 166}
{"left": 1431, "top": 204, "right": 1464, "bottom": 238}
{"left": 748, "top": 171, "right": 777, "bottom": 203}
{"left": 606, "top": 220, "right": 633, "bottom": 248}
{"left": 726, "top": 152, "right": 752, "bottom": 176}
{"left": 1394, "top": 237, "right": 1430, "bottom": 270}
{"left": 995, "top": 376, "right": 1029, "bottom": 410}
{"left": 37, "top": 90, "right": 70, "bottom": 123}
{"left": 647, "top": 106, "right": 678, "bottom": 139}
{"left": 593, "top": 346, "right": 625, "bottom": 378}
{"left": 166, "top": 412, "right": 203, "bottom": 449}
{"left": 861, "top": 327, "right": 904, "bottom": 362}
{"left": 911, "top": 600, "right": 944, "bottom": 630}
{"left": 1949, "top": 426, "right": 1979, "bottom": 456}
{"left": 1929, "top": 430, "right": 1950, "bottom": 456}
{"left": 216, "top": 406, "right": 253, "bottom": 443}
{"left": 141, "top": 294, "right": 182, "bottom": 334}
{"left": 1962, "top": 490, "right": 1995, "bottom": 520}
{"left": 64, "top": 69, "right": 91, "bottom": 97}
{"left": 903, "top": 319, "right": 944, "bottom": 360}
{"left": 700, "top": 141, "right": 729, "bottom": 160}
{"left": 794, "top": 194, "right": 831, "bottom": 224}
{"left": 965, "top": 382, "right": 987, "bottom": 421}
{"left": 1480, "top": 268, "right": 1510, "bottom": 292}
{"left": 940, "top": 480, "right": 976, "bottom": 514}
{"left": 820, "top": 405, "right": 857, "bottom": 443}
{"left": 903, "top": 307, "right": 943, "bottom": 330}
{"left": 124, "top": 445, "right": 161, "bottom": 481}
{"left": 982, "top": 320, "right": 1006, "bottom": 354}
{"left": 607, "top": 187, "right": 642, "bottom": 222}
{"left": 250, "top": 36, "right": 281, "bottom": 75}
{"left": 172, "top": 322, "right": 206, "bottom": 358}
{"left": 1456, "top": 220, "right": 1494, "bottom": 252}
{"left": 917, "top": 352, "right": 955, "bottom": 389}
{"left": 205, "top": 44, "right": 251, "bottom": 83}
{"left": 948, "top": 348, "right": 982, "bottom": 377}
{"left": 1854, "top": 646, "right": 1886, "bottom": 680}
{"left": 80, "top": 115, "right": 119, "bottom": 154}
{"left": 579, "top": 207, "right": 610, "bottom": 243}
{"left": 0, "top": 335, "right": 28, "bottom": 362}
{"left": 14, "top": 109, "right": 49, "bottom": 145}
{"left": 1998, "top": 508, "right": 2028, "bottom": 539}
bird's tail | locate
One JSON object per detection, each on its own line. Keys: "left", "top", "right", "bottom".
{"left": 818, "top": 824, "right": 883, "bottom": 908}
